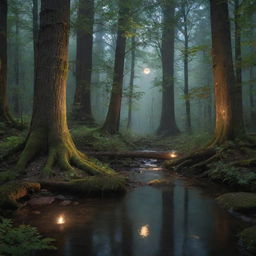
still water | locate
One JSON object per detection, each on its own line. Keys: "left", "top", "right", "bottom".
{"left": 16, "top": 160, "right": 248, "bottom": 256}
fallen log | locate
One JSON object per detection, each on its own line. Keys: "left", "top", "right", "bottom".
{"left": 85, "top": 151, "right": 178, "bottom": 160}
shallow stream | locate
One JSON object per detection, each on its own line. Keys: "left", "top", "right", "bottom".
{"left": 16, "top": 159, "right": 250, "bottom": 256}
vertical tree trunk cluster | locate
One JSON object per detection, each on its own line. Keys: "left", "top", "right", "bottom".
{"left": 158, "top": 0, "right": 180, "bottom": 136}
{"left": 102, "top": 0, "right": 129, "bottom": 134}
{"left": 73, "top": 0, "right": 94, "bottom": 124}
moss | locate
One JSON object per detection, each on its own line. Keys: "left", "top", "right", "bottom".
{"left": 240, "top": 226, "right": 256, "bottom": 253}
{"left": 0, "top": 135, "right": 24, "bottom": 158}
{"left": 40, "top": 175, "right": 127, "bottom": 195}
{"left": 217, "top": 192, "right": 256, "bottom": 212}
{"left": 0, "top": 171, "right": 17, "bottom": 184}
{"left": 0, "top": 181, "right": 41, "bottom": 211}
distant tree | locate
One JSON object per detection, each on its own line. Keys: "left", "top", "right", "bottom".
{"left": 102, "top": 0, "right": 130, "bottom": 134}
{"left": 16, "top": 0, "right": 107, "bottom": 175}
{"left": 157, "top": 0, "right": 180, "bottom": 136}
{"left": 72, "top": 0, "right": 94, "bottom": 124}
{"left": 32, "top": 0, "right": 38, "bottom": 75}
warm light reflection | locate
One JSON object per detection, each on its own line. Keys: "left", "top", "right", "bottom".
{"left": 57, "top": 215, "right": 65, "bottom": 225}
{"left": 169, "top": 151, "right": 177, "bottom": 158}
{"left": 139, "top": 225, "right": 150, "bottom": 238}
{"left": 143, "top": 68, "right": 151, "bottom": 75}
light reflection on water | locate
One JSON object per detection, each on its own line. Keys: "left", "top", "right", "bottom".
{"left": 16, "top": 169, "right": 246, "bottom": 256}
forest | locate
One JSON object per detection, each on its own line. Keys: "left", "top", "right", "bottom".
{"left": 0, "top": 0, "right": 256, "bottom": 255}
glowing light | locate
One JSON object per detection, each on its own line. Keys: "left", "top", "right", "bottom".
{"left": 57, "top": 215, "right": 65, "bottom": 225}
{"left": 139, "top": 225, "right": 150, "bottom": 238}
{"left": 143, "top": 68, "right": 151, "bottom": 75}
{"left": 169, "top": 151, "right": 177, "bottom": 158}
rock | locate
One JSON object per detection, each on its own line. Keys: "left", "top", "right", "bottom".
{"left": 59, "top": 200, "right": 72, "bottom": 206}
{"left": 73, "top": 201, "right": 79, "bottom": 206}
{"left": 56, "top": 195, "right": 67, "bottom": 200}
{"left": 28, "top": 196, "right": 55, "bottom": 206}
{"left": 240, "top": 226, "right": 256, "bottom": 253}
{"left": 32, "top": 210, "right": 41, "bottom": 215}
{"left": 217, "top": 192, "right": 256, "bottom": 212}
{"left": 147, "top": 178, "right": 172, "bottom": 186}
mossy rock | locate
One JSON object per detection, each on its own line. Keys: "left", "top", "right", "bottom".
{"left": 240, "top": 226, "right": 256, "bottom": 253}
{"left": 147, "top": 178, "right": 173, "bottom": 186}
{"left": 217, "top": 192, "right": 256, "bottom": 212}
{"left": 0, "top": 181, "right": 41, "bottom": 211}
{"left": 40, "top": 175, "right": 127, "bottom": 196}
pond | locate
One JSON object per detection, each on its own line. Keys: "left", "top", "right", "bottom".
{"left": 16, "top": 159, "right": 249, "bottom": 256}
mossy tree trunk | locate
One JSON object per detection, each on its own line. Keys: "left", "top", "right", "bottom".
{"left": 0, "top": 0, "right": 16, "bottom": 126}
{"left": 157, "top": 0, "right": 180, "bottom": 136}
{"left": 102, "top": 0, "right": 129, "bottom": 134}
{"left": 72, "top": 0, "right": 94, "bottom": 124}
{"left": 16, "top": 0, "right": 110, "bottom": 177}
{"left": 32, "top": 0, "right": 38, "bottom": 80}
{"left": 209, "top": 0, "right": 239, "bottom": 146}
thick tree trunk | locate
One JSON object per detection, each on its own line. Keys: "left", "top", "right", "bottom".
{"left": 102, "top": 0, "right": 129, "bottom": 134}
{"left": 0, "top": 0, "right": 15, "bottom": 125}
{"left": 127, "top": 36, "right": 136, "bottom": 130}
{"left": 72, "top": 0, "right": 94, "bottom": 124}
{"left": 16, "top": 0, "right": 111, "bottom": 176}
{"left": 32, "top": 0, "right": 38, "bottom": 78}
{"left": 209, "top": 0, "right": 237, "bottom": 145}
{"left": 233, "top": 0, "right": 245, "bottom": 135}
{"left": 157, "top": 0, "right": 180, "bottom": 136}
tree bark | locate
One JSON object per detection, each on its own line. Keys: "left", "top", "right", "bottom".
{"left": 72, "top": 0, "right": 94, "bottom": 124}
{"left": 157, "top": 0, "right": 180, "bottom": 136}
{"left": 127, "top": 36, "right": 136, "bottom": 130}
{"left": 209, "top": 0, "right": 237, "bottom": 145}
{"left": 102, "top": 0, "right": 129, "bottom": 134}
{"left": 0, "top": 0, "right": 15, "bottom": 125}
{"left": 233, "top": 0, "right": 245, "bottom": 135}
{"left": 32, "top": 0, "right": 38, "bottom": 79}
{"left": 16, "top": 0, "right": 111, "bottom": 176}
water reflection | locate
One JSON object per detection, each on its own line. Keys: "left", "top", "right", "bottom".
{"left": 17, "top": 170, "right": 244, "bottom": 256}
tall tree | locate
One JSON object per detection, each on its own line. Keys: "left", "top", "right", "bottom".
{"left": 32, "top": 0, "right": 38, "bottom": 74}
{"left": 209, "top": 0, "right": 239, "bottom": 145}
{"left": 72, "top": 0, "right": 94, "bottom": 124}
{"left": 127, "top": 36, "right": 136, "bottom": 130}
{"left": 0, "top": 0, "right": 16, "bottom": 126}
{"left": 102, "top": 0, "right": 130, "bottom": 134}
{"left": 232, "top": 0, "right": 245, "bottom": 135}
{"left": 157, "top": 0, "right": 180, "bottom": 136}
{"left": 16, "top": 0, "right": 107, "bottom": 175}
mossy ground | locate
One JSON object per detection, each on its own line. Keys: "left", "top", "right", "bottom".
{"left": 240, "top": 226, "right": 256, "bottom": 253}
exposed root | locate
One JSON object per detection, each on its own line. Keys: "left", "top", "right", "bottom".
{"left": 15, "top": 130, "right": 116, "bottom": 178}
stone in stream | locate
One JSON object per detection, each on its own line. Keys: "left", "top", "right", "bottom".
{"left": 28, "top": 196, "right": 55, "bottom": 206}
{"left": 59, "top": 200, "right": 72, "bottom": 206}
{"left": 217, "top": 192, "right": 256, "bottom": 212}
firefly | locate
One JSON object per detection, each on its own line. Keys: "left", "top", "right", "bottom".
{"left": 57, "top": 215, "right": 65, "bottom": 225}
{"left": 139, "top": 225, "right": 150, "bottom": 238}
{"left": 143, "top": 68, "right": 151, "bottom": 75}
{"left": 169, "top": 151, "right": 177, "bottom": 158}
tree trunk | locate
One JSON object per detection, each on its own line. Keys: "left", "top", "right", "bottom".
{"left": 16, "top": 0, "right": 110, "bottom": 176}
{"left": 72, "top": 0, "right": 94, "bottom": 124}
{"left": 183, "top": 18, "right": 191, "bottom": 133}
{"left": 127, "top": 36, "right": 136, "bottom": 130}
{"left": 13, "top": 11, "right": 20, "bottom": 117}
{"left": 249, "top": 67, "right": 255, "bottom": 125}
{"left": 209, "top": 0, "right": 237, "bottom": 145}
{"left": 32, "top": 0, "right": 38, "bottom": 78}
{"left": 157, "top": 0, "right": 180, "bottom": 136}
{"left": 0, "top": 0, "right": 15, "bottom": 125}
{"left": 233, "top": 0, "right": 245, "bottom": 135}
{"left": 102, "top": 0, "right": 129, "bottom": 134}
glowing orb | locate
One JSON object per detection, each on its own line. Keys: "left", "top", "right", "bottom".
{"left": 57, "top": 215, "right": 65, "bottom": 225}
{"left": 139, "top": 225, "right": 150, "bottom": 238}
{"left": 143, "top": 68, "right": 151, "bottom": 75}
{"left": 169, "top": 151, "right": 177, "bottom": 158}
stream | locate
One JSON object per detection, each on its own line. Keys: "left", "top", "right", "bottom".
{"left": 16, "top": 158, "right": 250, "bottom": 256}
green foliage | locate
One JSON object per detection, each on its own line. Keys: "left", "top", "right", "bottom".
{"left": 240, "top": 226, "right": 256, "bottom": 253}
{"left": 209, "top": 162, "right": 256, "bottom": 186}
{"left": 0, "top": 218, "right": 56, "bottom": 256}
{"left": 0, "top": 136, "right": 24, "bottom": 157}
